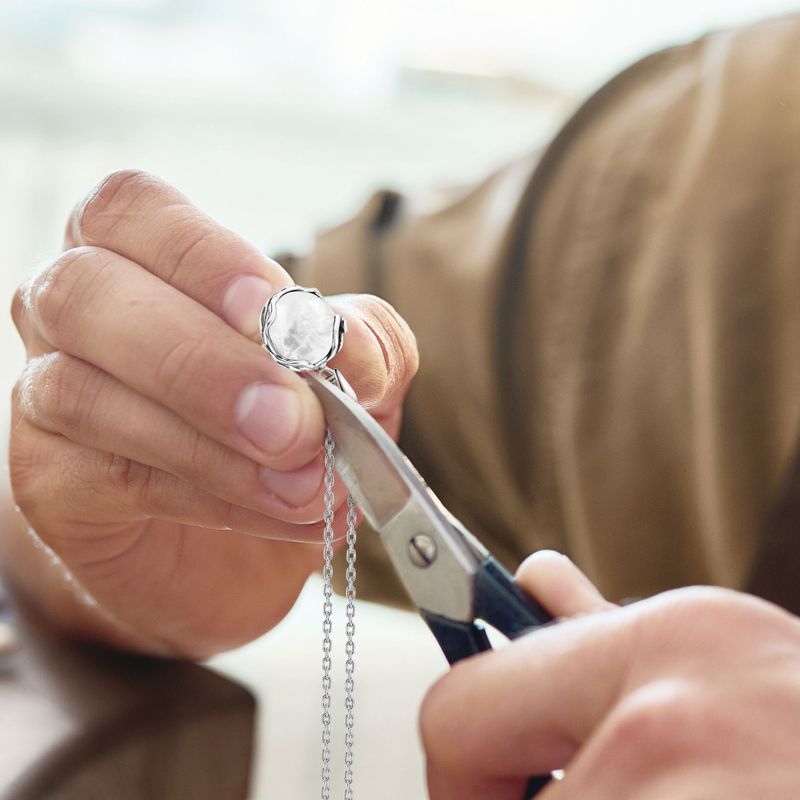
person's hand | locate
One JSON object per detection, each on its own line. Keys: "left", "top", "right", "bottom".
{"left": 6, "top": 170, "right": 417, "bottom": 657}
{"left": 421, "top": 551, "right": 800, "bottom": 799}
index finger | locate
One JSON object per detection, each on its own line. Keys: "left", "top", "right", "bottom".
{"left": 420, "top": 605, "right": 635, "bottom": 785}
{"left": 65, "top": 170, "right": 290, "bottom": 339}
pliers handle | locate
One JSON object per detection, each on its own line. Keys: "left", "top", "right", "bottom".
{"left": 420, "top": 555, "right": 552, "bottom": 662}
{"left": 421, "top": 556, "right": 555, "bottom": 798}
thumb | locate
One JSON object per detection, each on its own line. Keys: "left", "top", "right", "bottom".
{"left": 516, "top": 550, "right": 616, "bottom": 618}
{"left": 328, "top": 293, "right": 419, "bottom": 425}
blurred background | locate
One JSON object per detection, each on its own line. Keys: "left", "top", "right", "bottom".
{"left": 1, "top": 1, "right": 799, "bottom": 797}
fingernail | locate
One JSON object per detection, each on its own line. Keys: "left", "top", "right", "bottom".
{"left": 260, "top": 455, "right": 324, "bottom": 508}
{"left": 235, "top": 382, "right": 300, "bottom": 458}
{"left": 222, "top": 275, "right": 273, "bottom": 337}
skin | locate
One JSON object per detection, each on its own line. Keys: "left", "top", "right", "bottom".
{"left": 421, "top": 550, "right": 800, "bottom": 799}
{"left": 2, "top": 169, "right": 418, "bottom": 657}
{"left": 4, "top": 173, "right": 799, "bottom": 794}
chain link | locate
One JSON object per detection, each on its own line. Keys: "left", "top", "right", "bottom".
{"left": 321, "top": 429, "right": 358, "bottom": 800}
{"left": 343, "top": 493, "right": 357, "bottom": 800}
{"left": 321, "top": 431, "right": 336, "bottom": 800}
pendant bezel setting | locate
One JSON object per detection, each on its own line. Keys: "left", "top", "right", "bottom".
{"left": 260, "top": 285, "right": 346, "bottom": 372}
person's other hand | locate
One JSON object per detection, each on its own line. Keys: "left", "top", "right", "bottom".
{"left": 7, "top": 170, "right": 417, "bottom": 657}
{"left": 421, "top": 550, "right": 800, "bottom": 799}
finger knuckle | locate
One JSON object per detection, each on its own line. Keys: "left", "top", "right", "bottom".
{"left": 30, "top": 247, "right": 110, "bottom": 340}
{"left": 15, "top": 352, "right": 61, "bottom": 427}
{"left": 106, "top": 451, "right": 230, "bottom": 527}
{"left": 644, "top": 586, "right": 787, "bottom": 649}
{"left": 37, "top": 352, "right": 100, "bottom": 436}
{"left": 156, "top": 219, "right": 220, "bottom": 288}
{"left": 176, "top": 425, "right": 217, "bottom": 484}
{"left": 153, "top": 336, "right": 210, "bottom": 408}
{"left": 77, "top": 169, "right": 158, "bottom": 244}
{"left": 104, "top": 453, "right": 158, "bottom": 511}
{"left": 13, "top": 361, "right": 37, "bottom": 422}
{"left": 10, "top": 281, "right": 30, "bottom": 334}
{"left": 678, "top": 585, "right": 776, "bottom": 624}
{"left": 605, "top": 679, "right": 711, "bottom": 760}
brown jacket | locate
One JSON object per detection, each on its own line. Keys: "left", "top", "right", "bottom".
{"left": 292, "top": 14, "right": 800, "bottom": 609}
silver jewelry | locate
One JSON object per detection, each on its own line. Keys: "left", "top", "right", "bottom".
{"left": 261, "top": 285, "right": 358, "bottom": 800}
{"left": 260, "top": 285, "right": 346, "bottom": 372}
{"left": 343, "top": 492, "right": 357, "bottom": 799}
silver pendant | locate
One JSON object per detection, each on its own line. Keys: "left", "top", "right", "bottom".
{"left": 260, "top": 285, "right": 346, "bottom": 372}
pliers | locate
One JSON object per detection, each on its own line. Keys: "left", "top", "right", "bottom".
{"left": 307, "top": 371, "right": 556, "bottom": 798}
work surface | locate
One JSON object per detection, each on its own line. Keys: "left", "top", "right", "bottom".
{"left": 211, "top": 575, "right": 447, "bottom": 799}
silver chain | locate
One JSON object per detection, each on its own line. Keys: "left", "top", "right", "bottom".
{"left": 321, "top": 429, "right": 357, "bottom": 800}
{"left": 321, "top": 431, "right": 335, "bottom": 800}
{"left": 343, "top": 492, "right": 357, "bottom": 800}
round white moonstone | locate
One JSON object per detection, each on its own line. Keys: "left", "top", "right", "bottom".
{"left": 269, "top": 290, "right": 336, "bottom": 365}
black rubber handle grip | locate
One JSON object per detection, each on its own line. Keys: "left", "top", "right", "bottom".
{"left": 421, "top": 557, "right": 556, "bottom": 798}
